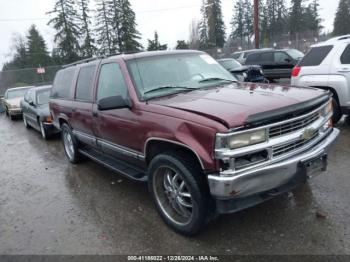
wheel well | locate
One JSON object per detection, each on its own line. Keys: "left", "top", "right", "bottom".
{"left": 311, "top": 86, "right": 340, "bottom": 104}
{"left": 145, "top": 140, "right": 204, "bottom": 170}
{"left": 58, "top": 118, "right": 68, "bottom": 127}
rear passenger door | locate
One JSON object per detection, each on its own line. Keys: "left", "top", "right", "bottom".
{"left": 70, "top": 64, "right": 97, "bottom": 148}
{"left": 93, "top": 62, "right": 143, "bottom": 167}
{"left": 273, "top": 51, "right": 294, "bottom": 78}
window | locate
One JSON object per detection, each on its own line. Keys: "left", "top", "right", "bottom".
{"left": 260, "top": 52, "right": 273, "bottom": 62}
{"left": 299, "top": 45, "right": 333, "bottom": 67}
{"left": 97, "top": 63, "right": 128, "bottom": 101}
{"left": 340, "top": 44, "right": 350, "bottom": 64}
{"left": 75, "top": 65, "right": 96, "bottom": 101}
{"left": 51, "top": 67, "right": 76, "bottom": 99}
{"left": 36, "top": 89, "right": 51, "bottom": 105}
{"left": 274, "top": 52, "right": 290, "bottom": 63}
{"left": 246, "top": 53, "right": 260, "bottom": 63}
{"left": 232, "top": 53, "right": 241, "bottom": 59}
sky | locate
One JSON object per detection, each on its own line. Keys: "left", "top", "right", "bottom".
{"left": 0, "top": 0, "right": 339, "bottom": 68}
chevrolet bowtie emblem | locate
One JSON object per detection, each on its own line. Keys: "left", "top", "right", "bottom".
{"left": 301, "top": 128, "right": 317, "bottom": 141}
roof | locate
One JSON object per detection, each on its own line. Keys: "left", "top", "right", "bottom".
{"left": 6, "top": 86, "right": 34, "bottom": 92}
{"left": 312, "top": 35, "right": 350, "bottom": 47}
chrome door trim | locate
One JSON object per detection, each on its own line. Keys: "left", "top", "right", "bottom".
{"left": 98, "top": 138, "right": 145, "bottom": 161}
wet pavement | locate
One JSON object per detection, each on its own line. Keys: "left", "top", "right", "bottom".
{"left": 0, "top": 113, "right": 349, "bottom": 255}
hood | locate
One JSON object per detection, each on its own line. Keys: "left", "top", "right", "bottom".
{"left": 149, "top": 82, "right": 329, "bottom": 128}
{"left": 6, "top": 97, "right": 22, "bottom": 108}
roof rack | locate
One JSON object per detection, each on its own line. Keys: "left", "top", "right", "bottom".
{"left": 62, "top": 56, "right": 106, "bottom": 68}
{"left": 324, "top": 35, "right": 350, "bottom": 43}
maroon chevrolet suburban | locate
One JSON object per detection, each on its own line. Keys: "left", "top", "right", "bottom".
{"left": 50, "top": 50, "right": 339, "bottom": 235}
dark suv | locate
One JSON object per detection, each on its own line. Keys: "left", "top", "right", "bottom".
{"left": 245, "top": 49, "right": 304, "bottom": 81}
{"left": 50, "top": 50, "right": 338, "bottom": 235}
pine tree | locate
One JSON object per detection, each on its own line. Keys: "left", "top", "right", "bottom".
{"left": 95, "top": 0, "right": 115, "bottom": 55}
{"left": 333, "top": 0, "right": 350, "bottom": 36}
{"left": 147, "top": 31, "right": 167, "bottom": 51}
{"left": 176, "top": 40, "right": 189, "bottom": 49}
{"left": 118, "top": 0, "right": 143, "bottom": 52}
{"left": 289, "top": 0, "right": 305, "bottom": 40}
{"left": 230, "top": 0, "right": 245, "bottom": 46}
{"left": 243, "top": 0, "right": 253, "bottom": 47}
{"left": 47, "top": 0, "right": 81, "bottom": 63}
{"left": 108, "top": 0, "right": 123, "bottom": 51}
{"left": 26, "top": 25, "right": 52, "bottom": 67}
{"left": 77, "top": 0, "right": 96, "bottom": 58}
{"left": 199, "top": 0, "right": 209, "bottom": 49}
{"left": 206, "top": 0, "right": 226, "bottom": 48}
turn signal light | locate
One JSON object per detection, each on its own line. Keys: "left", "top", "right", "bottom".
{"left": 46, "top": 116, "right": 53, "bottom": 123}
{"left": 291, "top": 66, "right": 301, "bottom": 77}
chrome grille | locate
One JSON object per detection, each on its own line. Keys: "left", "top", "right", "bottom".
{"left": 272, "top": 131, "right": 319, "bottom": 157}
{"left": 269, "top": 111, "right": 320, "bottom": 138}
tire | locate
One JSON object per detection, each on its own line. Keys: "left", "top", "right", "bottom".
{"left": 40, "top": 121, "right": 49, "bottom": 140}
{"left": 5, "top": 108, "right": 9, "bottom": 117}
{"left": 148, "top": 152, "right": 212, "bottom": 235}
{"left": 332, "top": 97, "right": 342, "bottom": 125}
{"left": 23, "top": 115, "right": 30, "bottom": 129}
{"left": 61, "top": 123, "right": 80, "bottom": 163}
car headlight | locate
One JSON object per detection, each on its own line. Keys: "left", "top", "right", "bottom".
{"left": 259, "top": 69, "right": 264, "bottom": 75}
{"left": 216, "top": 129, "right": 267, "bottom": 149}
{"left": 243, "top": 72, "right": 248, "bottom": 78}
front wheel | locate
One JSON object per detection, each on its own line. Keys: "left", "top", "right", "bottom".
{"left": 61, "top": 123, "right": 80, "bottom": 163}
{"left": 148, "top": 152, "right": 212, "bottom": 235}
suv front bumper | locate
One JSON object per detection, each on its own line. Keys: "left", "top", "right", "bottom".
{"left": 208, "top": 128, "right": 339, "bottom": 212}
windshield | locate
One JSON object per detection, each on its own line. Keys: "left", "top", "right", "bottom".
{"left": 127, "top": 53, "right": 237, "bottom": 100}
{"left": 218, "top": 59, "right": 241, "bottom": 71}
{"left": 36, "top": 89, "right": 51, "bottom": 105}
{"left": 6, "top": 88, "right": 31, "bottom": 99}
{"left": 286, "top": 49, "right": 304, "bottom": 60}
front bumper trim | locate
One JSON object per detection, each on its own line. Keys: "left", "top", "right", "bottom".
{"left": 208, "top": 128, "right": 339, "bottom": 200}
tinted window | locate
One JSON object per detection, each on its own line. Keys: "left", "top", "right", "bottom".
{"left": 6, "top": 88, "right": 31, "bottom": 99}
{"left": 260, "top": 52, "right": 273, "bottom": 62}
{"left": 299, "top": 45, "right": 333, "bottom": 66}
{"left": 51, "top": 68, "right": 76, "bottom": 99}
{"left": 75, "top": 65, "right": 96, "bottom": 101}
{"left": 274, "top": 52, "right": 290, "bottom": 63}
{"left": 97, "top": 63, "right": 128, "bottom": 101}
{"left": 340, "top": 44, "right": 350, "bottom": 64}
{"left": 218, "top": 59, "right": 241, "bottom": 70}
{"left": 246, "top": 53, "right": 260, "bottom": 63}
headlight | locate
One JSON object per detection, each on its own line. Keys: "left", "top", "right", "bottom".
{"left": 243, "top": 72, "right": 248, "bottom": 78}
{"left": 216, "top": 129, "right": 267, "bottom": 149}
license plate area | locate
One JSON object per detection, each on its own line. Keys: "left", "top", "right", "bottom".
{"left": 302, "top": 154, "right": 328, "bottom": 178}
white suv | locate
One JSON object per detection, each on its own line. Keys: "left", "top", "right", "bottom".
{"left": 291, "top": 35, "right": 350, "bottom": 123}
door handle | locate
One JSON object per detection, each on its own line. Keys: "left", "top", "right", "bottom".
{"left": 338, "top": 68, "right": 350, "bottom": 73}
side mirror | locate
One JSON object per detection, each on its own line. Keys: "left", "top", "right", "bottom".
{"left": 29, "top": 100, "right": 35, "bottom": 107}
{"left": 98, "top": 96, "right": 131, "bottom": 111}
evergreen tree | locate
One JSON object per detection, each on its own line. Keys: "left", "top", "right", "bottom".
{"left": 243, "top": 0, "right": 253, "bottom": 47}
{"left": 95, "top": 0, "right": 115, "bottom": 55}
{"left": 289, "top": 0, "right": 305, "bottom": 40}
{"left": 175, "top": 40, "right": 189, "bottom": 49}
{"left": 230, "top": 0, "right": 245, "bottom": 46}
{"left": 333, "top": 0, "right": 350, "bottom": 36}
{"left": 26, "top": 25, "right": 52, "bottom": 67}
{"left": 119, "top": 0, "right": 143, "bottom": 52}
{"left": 147, "top": 31, "right": 167, "bottom": 51}
{"left": 47, "top": 0, "right": 81, "bottom": 63}
{"left": 108, "top": 0, "right": 123, "bottom": 51}
{"left": 77, "top": 0, "right": 96, "bottom": 57}
{"left": 206, "top": 0, "right": 226, "bottom": 48}
{"left": 199, "top": 0, "right": 209, "bottom": 49}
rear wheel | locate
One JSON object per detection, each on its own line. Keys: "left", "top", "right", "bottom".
{"left": 61, "top": 123, "right": 80, "bottom": 163}
{"left": 332, "top": 97, "right": 342, "bottom": 125}
{"left": 148, "top": 152, "right": 212, "bottom": 235}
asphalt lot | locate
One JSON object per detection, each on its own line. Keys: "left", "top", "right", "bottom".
{"left": 0, "top": 113, "right": 350, "bottom": 256}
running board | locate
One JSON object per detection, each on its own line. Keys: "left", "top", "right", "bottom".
{"left": 78, "top": 148, "right": 147, "bottom": 182}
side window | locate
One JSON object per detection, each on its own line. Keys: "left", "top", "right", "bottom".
{"left": 340, "top": 44, "right": 350, "bottom": 64}
{"left": 299, "top": 45, "right": 333, "bottom": 67}
{"left": 75, "top": 65, "right": 96, "bottom": 101}
{"left": 260, "top": 52, "right": 273, "bottom": 62}
{"left": 246, "top": 53, "right": 260, "bottom": 63}
{"left": 97, "top": 63, "right": 128, "bottom": 101}
{"left": 274, "top": 52, "right": 290, "bottom": 63}
{"left": 51, "top": 67, "right": 76, "bottom": 99}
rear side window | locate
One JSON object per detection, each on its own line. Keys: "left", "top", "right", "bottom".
{"left": 299, "top": 45, "right": 333, "bottom": 66}
{"left": 340, "top": 44, "right": 350, "bottom": 64}
{"left": 75, "top": 65, "right": 96, "bottom": 101}
{"left": 246, "top": 53, "right": 260, "bottom": 62}
{"left": 97, "top": 63, "right": 128, "bottom": 101}
{"left": 274, "top": 52, "right": 290, "bottom": 63}
{"left": 260, "top": 52, "right": 273, "bottom": 62}
{"left": 51, "top": 68, "right": 76, "bottom": 99}
{"left": 232, "top": 53, "right": 241, "bottom": 59}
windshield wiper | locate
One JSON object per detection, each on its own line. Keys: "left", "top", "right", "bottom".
{"left": 198, "top": 77, "right": 236, "bottom": 83}
{"left": 143, "top": 85, "right": 196, "bottom": 95}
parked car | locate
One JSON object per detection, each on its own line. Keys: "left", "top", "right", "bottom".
{"left": 232, "top": 48, "right": 274, "bottom": 64}
{"left": 217, "top": 58, "right": 268, "bottom": 83}
{"left": 50, "top": 50, "right": 339, "bottom": 235}
{"left": 245, "top": 49, "right": 304, "bottom": 81}
{"left": 291, "top": 35, "right": 350, "bottom": 124}
{"left": 0, "top": 96, "right": 5, "bottom": 113}
{"left": 2, "top": 86, "right": 33, "bottom": 120}
{"left": 20, "top": 85, "right": 59, "bottom": 139}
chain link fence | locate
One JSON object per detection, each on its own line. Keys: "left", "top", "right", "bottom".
{"left": 0, "top": 65, "right": 62, "bottom": 95}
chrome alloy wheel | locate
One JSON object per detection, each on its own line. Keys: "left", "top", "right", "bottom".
{"left": 153, "top": 166, "right": 193, "bottom": 225}
{"left": 63, "top": 129, "right": 75, "bottom": 160}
